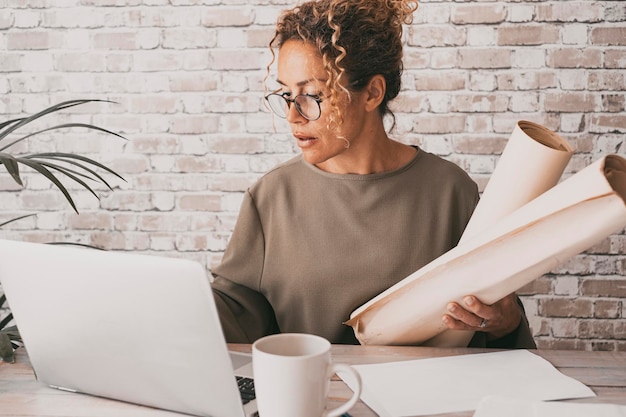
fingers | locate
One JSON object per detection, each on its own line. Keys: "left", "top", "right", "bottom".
{"left": 443, "top": 297, "right": 485, "bottom": 329}
{"left": 442, "top": 293, "right": 523, "bottom": 339}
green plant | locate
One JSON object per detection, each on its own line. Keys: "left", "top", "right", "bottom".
{"left": 0, "top": 99, "right": 126, "bottom": 362}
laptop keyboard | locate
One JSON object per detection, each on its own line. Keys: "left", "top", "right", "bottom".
{"left": 236, "top": 376, "right": 256, "bottom": 404}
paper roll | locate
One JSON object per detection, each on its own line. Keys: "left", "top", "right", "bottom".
{"left": 429, "top": 121, "right": 574, "bottom": 347}
{"left": 346, "top": 128, "right": 626, "bottom": 347}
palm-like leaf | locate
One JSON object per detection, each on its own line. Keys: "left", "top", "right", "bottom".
{"left": 0, "top": 294, "right": 21, "bottom": 363}
{"left": 0, "top": 100, "right": 127, "bottom": 214}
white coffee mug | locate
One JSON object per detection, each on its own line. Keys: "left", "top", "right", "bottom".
{"left": 252, "top": 333, "right": 362, "bottom": 417}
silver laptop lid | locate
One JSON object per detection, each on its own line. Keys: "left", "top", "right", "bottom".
{"left": 0, "top": 239, "right": 247, "bottom": 417}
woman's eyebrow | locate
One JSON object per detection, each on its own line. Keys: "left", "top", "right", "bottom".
{"left": 276, "top": 78, "right": 326, "bottom": 87}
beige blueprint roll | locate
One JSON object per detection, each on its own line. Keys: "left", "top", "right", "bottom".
{"left": 460, "top": 121, "right": 574, "bottom": 243}
{"left": 346, "top": 134, "right": 626, "bottom": 347}
{"left": 428, "top": 121, "right": 574, "bottom": 347}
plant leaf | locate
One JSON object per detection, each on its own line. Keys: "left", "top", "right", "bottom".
{"left": 0, "top": 213, "right": 37, "bottom": 228}
{"left": 0, "top": 311, "right": 12, "bottom": 332}
{"left": 27, "top": 152, "right": 126, "bottom": 184}
{"left": 0, "top": 122, "right": 127, "bottom": 153}
{"left": 0, "top": 99, "right": 116, "bottom": 142}
{"left": 0, "top": 152, "right": 23, "bottom": 186}
{"left": 0, "top": 333, "right": 14, "bottom": 363}
{"left": 15, "top": 159, "right": 79, "bottom": 213}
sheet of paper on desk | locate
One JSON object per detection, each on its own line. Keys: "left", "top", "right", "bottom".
{"left": 473, "top": 396, "right": 626, "bottom": 417}
{"left": 337, "top": 350, "right": 595, "bottom": 417}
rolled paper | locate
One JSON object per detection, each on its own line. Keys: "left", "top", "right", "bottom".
{"left": 347, "top": 133, "right": 626, "bottom": 347}
{"left": 460, "top": 120, "right": 574, "bottom": 243}
{"left": 429, "top": 121, "right": 574, "bottom": 347}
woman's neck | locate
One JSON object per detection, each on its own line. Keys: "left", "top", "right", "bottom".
{"left": 316, "top": 133, "right": 417, "bottom": 175}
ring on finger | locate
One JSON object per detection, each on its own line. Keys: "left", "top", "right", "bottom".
{"left": 479, "top": 318, "right": 487, "bottom": 329}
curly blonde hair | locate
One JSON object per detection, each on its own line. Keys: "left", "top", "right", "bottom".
{"left": 267, "top": 0, "right": 418, "bottom": 131}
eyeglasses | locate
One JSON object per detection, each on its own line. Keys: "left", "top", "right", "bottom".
{"left": 264, "top": 93, "right": 323, "bottom": 121}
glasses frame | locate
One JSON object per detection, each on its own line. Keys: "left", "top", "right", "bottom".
{"left": 264, "top": 92, "right": 323, "bottom": 121}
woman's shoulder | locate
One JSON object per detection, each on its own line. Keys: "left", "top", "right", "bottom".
{"left": 415, "top": 149, "right": 475, "bottom": 184}
{"left": 248, "top": 154, "right": 307, "bottom": 193}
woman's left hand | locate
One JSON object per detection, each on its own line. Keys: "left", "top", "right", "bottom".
{"left": 442, "top": 293, "right": 522, "bottom": 340}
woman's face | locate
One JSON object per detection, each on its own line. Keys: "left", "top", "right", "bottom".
{"left": 275, "top": 40, "right": 367, "bottom": 166}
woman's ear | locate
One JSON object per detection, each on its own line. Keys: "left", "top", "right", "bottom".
{"left": 364, "top": 75, "right": 386, "bottom": 112}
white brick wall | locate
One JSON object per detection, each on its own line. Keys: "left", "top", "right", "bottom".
{"left": 1, "top": 0, "right": 625, "bottom": 351}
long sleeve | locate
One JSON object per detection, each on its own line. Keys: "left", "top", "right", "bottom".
{"left": 211, "top": 190, "right": 279, "bottom": 343}
{"left": 212, "top": 277, "right": 279, "bottom": 343}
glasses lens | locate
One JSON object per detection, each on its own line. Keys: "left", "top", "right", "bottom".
{"left": 266, "top": 94, "right": 288, "bottom": 118}
{"left": 295, "top": 95, "right": 321, "bottom": 121}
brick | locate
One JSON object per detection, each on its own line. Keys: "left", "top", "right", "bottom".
{"left": 539, "top": 298, "right": 593, "bottom": 318}
{"left": 134, "top": 52, "right": 185, "bottom": 72}
{"left": 162, "top": 28, "right": 217, "bottom": 49}
{"left": 428, "top": 49, "right": 458, "bottom": 69}
{"left": 589, "top": 115, "right": 626, "bottom": 134}
{"left": 498, "top": 25, "right": 560, "bottom": 46}
{"left": 459, "top": 49, "right": 511, "bottom": 69}
{"left": 602, "top": 94, "right": 626, "bottom": 113}
{"left": 547, "top": 48, "right": 603, "bottom": 69}
{"left": 605, "top": 3, "right": 626, "bottom": 22}
{"left": 209, "top": 49, "right": 267, "bottom": 70}
{"left": 412, "top": 114, "right": 466, "bottom": 134}
{"left": 536, "top": 338, "right": 588, "bottom": 350}
{"left": 7, "top": 32, "right": 50, "bottom": 50}
{"left": 412, "top": 72, "right": 466, "bottom": 91}
{"left": 594, "top": 300, "right": 621, "bottom": 319}
{"left": 579, "top": 320, "right": 615, "bottom": 339}
{"left": 452, "top": 4, "right": 505, "bottom": 25}
{"left": 590, "top": 341, "right": 616, "bottom": 351}
{"left": 508, "top": 5, "right": 534, "bottom": 23}
{"left": 130, "top": 136, "right": 180, "bottom": 154}
{"left": 469, "top": 73, "right": 497, "bottom": 92}
{"left": 544, "top": 92, "right": 598, "bottom": 112}
{"left": 562, "top": 24, "right": 589, "bottom": 45}
{"left": 554, "top": 276, "right": 580, "bottom": 296}
{"left": 247, "top": 27, "right": 273, "bottom": 48}
{"left": 465, "top": 115, "right": 492, "bottom": 134}
{"left": 93, "top": 32, "right": 140, "bottom": 50}
{"left": 208, "top": 135, "right": 264, "bottom": 154}
{"left": 170, "top": 73, "right": 219, "bottom": 92}
{"left": 175, "top": 233, "right": 229, "bottom": 252}
{"left": 201, "top": 6, "right": 254, "bottom": 27}
{"left": 100, "top": 192, "right": 154, "bottom": 212}
{"left": 551, "top": 318, "right": 578, "bottom": 338}
{"left": 588, "top": 71, "right": 625, "bottom": 91}
{"left": 581, "top": 278, "right": 626, "bottom": 297}
{"left": 509, "top": 92, "right": 539, "bottom": 112}
{"left": 606, "top": 49, "right": 626, "bottom": 69}
{"left": 536, "top": 3, "right": 603, "bottom": 23}
{"left": 169, "top": 115, "right": 220, "bottom": 135}
{"left": 407, "top": 25, "right": 466, "bottom": 48}
{"left": 452, "top": 94, "right": 508, "bottom": 113}
{"left": 453, "top": 135, "right": 507, "bottom": 155}
{"left": 560, "top": 114, "right": 585, "bottom": 133}
{"left": 591, "top": 27, "right": 626, "bottom": 46}
{"left": 496, "top": 70, "right": 557, "bottom": 91}
{"left": 513, "top": 48, "right": 545, "bottom": 69}
{"left": 0, "top": 10, "right": 13, "bottom": 29}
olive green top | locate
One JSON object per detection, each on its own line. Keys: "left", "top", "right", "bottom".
{"left": 212, "top": 148, "right": 535, "bottom": 348}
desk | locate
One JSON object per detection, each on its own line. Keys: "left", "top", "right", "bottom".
{"left": 1, "top": 345, "right": 625, "bottom": 417}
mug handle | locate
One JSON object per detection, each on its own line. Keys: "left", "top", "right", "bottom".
{"left": 323, "top": 363, "right": 362, "bottom": 417}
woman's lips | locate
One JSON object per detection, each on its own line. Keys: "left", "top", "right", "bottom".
{"left": 295, "top": 134, "right": 317, "bottom": 147}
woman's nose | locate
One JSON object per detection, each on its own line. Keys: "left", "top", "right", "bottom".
{"left": 285, "top": 102, "right": 305, "bottom": 123}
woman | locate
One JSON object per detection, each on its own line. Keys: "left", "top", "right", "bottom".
{"left": 211, "top": 0, "right": 535, "bottom": 348}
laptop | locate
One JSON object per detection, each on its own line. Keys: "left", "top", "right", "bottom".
{"left": 0, "top": 238, "right": 258, "bottom": 417}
